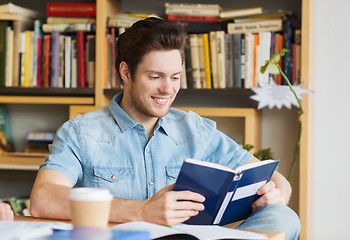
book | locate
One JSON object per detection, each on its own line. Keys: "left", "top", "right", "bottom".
{"left": 86, "top": 35, "right": 95, "bottom": 88}
{"left": 38, "top": 227, "right": 150, "bottom": 240}
{"left": 0, "top": 106, "right": 14, "bottom": 153}
{"left": 225, "top": 34, "right": 234, "bottom": 88}
{"left": 202, "top": 33, "right": 212, "bottom": 88}
{"left": 47, "top": 17, "right": 96, "bottom": 24}
{"left": 232, "top": 34, "right": 242, "bottom": 88}
{"left": 165, "top": 3, "right": 221, "bottom": 17}
{"left": 50, "top": 32, "right": 60, "bottom": 88}
{"left": 189, "top": 34, "right": 201, "bottom": 89}
{"left": 167, "top": 14, "right": 220, "bottom": 22}
{"left": 77, "top": 31, "right": 86, "bottom": 88}
{"left": 71, "top": 35, "right": 78, "bottom": 88}
{"left": 216, "top": 31, "right": 226, "bottom": 89}
{"left": 183, "top": 36, "right": 193, "bottom": 89}
{"left": 227, "top": 19, "right": 283, "bottom": 34}
{"left": 0, "top": 3, "right": 39, "bottom": 18}
{"left": 5, "top": 26, "right": 13, "bottom": 87}
{"left": 64, "top": 35, "right": 71, "bottom": 88}
{"left": 209, "top": 31, "right": 218, "bottom": 88}
{"left": 294, "top": 29, "right": 301, "bottom": 84}
{"left": 46, "top": 3, "right": 96, "bottom": 17}
{"left": 220, "top": 7, "right": 263, "bottom": 19}
{"left": 112, "top": 221, "right": 267, "bottom": 240}
{"left": 173, "top": 158, "right": 279, "bottom": 225}
{"left": 0, "top": 21, "right": 8, "bottom": 87}
{"left": 42, "top": 23, "right": 95, "bottom": 33}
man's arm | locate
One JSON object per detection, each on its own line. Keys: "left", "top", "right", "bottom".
{"left": 30, "top": 169, "right": 205, "bottom": 226}
{"left": 247, "top": 156, "right": 292, "bottom": 211}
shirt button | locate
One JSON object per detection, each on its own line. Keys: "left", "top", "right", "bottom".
{"left": 146, "top": 148, "right": 150, "bottom": 153}
{"left": 149, "top": 181, "right": 154, "bottom": 186}
{"left": 111, "top": 175, "right": 116, "bottom": 179}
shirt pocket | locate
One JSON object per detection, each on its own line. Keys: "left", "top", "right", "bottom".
{"left": 165, "top": 165, "right": 182, "bottom": 186}
{"left": 93, "top": 166, "right": 133, "bottom": 183}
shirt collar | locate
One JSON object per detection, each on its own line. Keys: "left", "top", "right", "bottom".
{"left": 108, "top": 92, "right": 170, "bottom": 136}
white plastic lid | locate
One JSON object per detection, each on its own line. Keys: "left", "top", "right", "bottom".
{"left": 69, "top": 188, "right": 113, "bottom": 201}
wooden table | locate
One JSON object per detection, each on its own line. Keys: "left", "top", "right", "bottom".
{"left": 14, "top": 215, "right": 284, "bottom": 240}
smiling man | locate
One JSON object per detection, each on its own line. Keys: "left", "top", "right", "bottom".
{"left": 30, "top": 18, "right": 300, "bottom": 240}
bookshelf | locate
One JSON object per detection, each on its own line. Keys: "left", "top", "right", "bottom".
{"left": 0, "top": 0, "right": 313, "bottom": 239}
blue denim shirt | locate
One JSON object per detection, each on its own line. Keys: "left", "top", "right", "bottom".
{"left": 40, "top": 92, "right": 252, "bottom": 200}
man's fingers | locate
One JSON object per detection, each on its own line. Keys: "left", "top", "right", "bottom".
{"left": 257, "top": 180, "right": 275, "bottom": 195}
{"left": 173, "top": 190, "right": 205, "bottom": 203}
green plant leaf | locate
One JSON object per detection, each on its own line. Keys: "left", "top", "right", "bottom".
{"left": 266, "top": 63, "right": 280, "bottom": 75}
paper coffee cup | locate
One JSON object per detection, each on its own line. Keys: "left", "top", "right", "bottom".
{"left": 69, "top": 188, "right": 113, "bottom": 228}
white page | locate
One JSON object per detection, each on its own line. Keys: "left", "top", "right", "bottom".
{"left": 0, "top": 221, "right": 73, "bottom": 240}
{"left": 112, "top": 221, "right": 267, "bottom": 240}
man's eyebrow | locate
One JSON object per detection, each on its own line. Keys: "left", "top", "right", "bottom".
{"left": 145, "top": 70, "right": 183, "bottom": 75}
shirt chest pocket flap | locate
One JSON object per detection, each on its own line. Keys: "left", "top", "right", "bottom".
{"left": 93, "top": 166, "right": 133, "bottom": 183}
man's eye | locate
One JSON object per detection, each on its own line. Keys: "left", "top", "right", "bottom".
{"left": 149, "top": 75, "right": 160, "bottom": 79}
{"left": 172, "top": 75, "right": 181, "bottom": 80}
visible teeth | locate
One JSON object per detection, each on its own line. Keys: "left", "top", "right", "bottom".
{"left": 154, "top": 97, "right": 167, "bottom": 103}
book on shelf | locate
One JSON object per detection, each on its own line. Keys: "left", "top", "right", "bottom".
{"left": 209, "top": 31, "right": 218, "bottom": 88}
{"left": 50, "top": 32, "right": 60, "bottom": 88}
{"left": 25, "top": 131, "right": 55, "bottom": 153}
{"left": 0, "top": 106, "right": 14, "bottom": 153}
{"left": 0, "top": 3, "right": 39, "bottom": 19}
{"left": 0, "top": 21, "right": 8, "bottom": 87}
{"left": 293, "top": 29, "right": 301, "bottom": 84}
{"left": 183, "top": 36, "right": 193, "bottom": 89}
{"left": 46, "top": 3, "right": 96, "bottom": 17}
{"left": 77, "top": 31, "right": 86, "bottom": 88}
{"left": 167, "top": 14, "right": 220, "bottom": 22}
{"left": 71, "top": 35, "right": 78, "bottom": 88}
{"left": 42, "top": 23, "right": 95, "bottom": 33}
{"left": 108, "top": 13, "right": 159, "bottom": 28}
{"left": 164, "top": 3, "right": 221, "bottom": 17}
{"left": 220, "top": 7, "right": 263, "bottom": 19}
{"left": 216, "top": 31, "right": 226, "bottom": 89}
{"left": 112, "top": 221, "right": 267, "bottom": 240}
{"left": 173, "top": 158, "right": 279, "bottom": 225}
{"left": 227, "top": 19, "right": 283, "bottom": 34}
{"left": 47, "top": 17, "right": 96, "bottom": 24}
{"left": 86, "top": 34, "right": 95, "bottom": 88}
{"left": 189, "top": 34, "right": 202, "bottom": 89}
{"left": 202, "top": 33, "right": 212, "bottom": 88}
{"left": 225, "top": 34, "right": 234, "bottom": 88}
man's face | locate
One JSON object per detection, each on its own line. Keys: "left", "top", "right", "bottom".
{"left": 124, "top": 50, "right": 182, "bottom": 120}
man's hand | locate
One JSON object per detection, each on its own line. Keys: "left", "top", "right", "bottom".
{"left": 0, "top": 202, "right": 14, "bottom": 221}
{"left": 252, "top": 180, "right": 289, "bottom": 212}
{"left": 141, "top": 184, "right": 205, "bottom": 226}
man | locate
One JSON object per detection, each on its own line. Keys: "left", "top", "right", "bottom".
{"left": 30, "top": 18, "right": 300, "bottom": 239}
{"left": 0, "top": 202, "right": 13, "bottom": 221}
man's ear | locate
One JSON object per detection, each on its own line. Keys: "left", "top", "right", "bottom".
{"left": 119, "top": 61, "right": 131, "bottom": 85}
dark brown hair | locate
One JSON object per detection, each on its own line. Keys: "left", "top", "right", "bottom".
{"left": 116, "top": 17, "right": 187, "bottom": 81}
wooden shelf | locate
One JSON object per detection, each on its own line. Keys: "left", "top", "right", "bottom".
{"left": 0, "top": 155, "right": 45, "bottom": 171}
{"left": 0, "top": 87, "right": 95, "bottom": 104}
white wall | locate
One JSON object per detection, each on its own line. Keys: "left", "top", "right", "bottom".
{"left": 313, "top": 0, "right": 350, "bottom": 239}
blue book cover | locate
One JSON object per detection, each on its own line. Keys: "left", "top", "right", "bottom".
{"left": 173, "top": 158, "right": 279, "bottom": 225}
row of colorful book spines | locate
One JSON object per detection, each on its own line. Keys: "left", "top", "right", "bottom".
{"left": 181, "top": 32, "right": 299, "bottom": 89}
{"left": 9, "top": 31, "right": 95, "bottom": 88}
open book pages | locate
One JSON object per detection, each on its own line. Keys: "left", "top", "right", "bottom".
{"left": 185, "top": 158, "right": 277, "bottom": 174}
{"left": 112, "top": 221, "right": 267, "bottom": 240}
{"left": 0, "top": 221, "right": 72, "bottom": 240}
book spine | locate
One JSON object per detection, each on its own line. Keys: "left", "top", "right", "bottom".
{"left": 233, "top": 34, "right": 242, "bottom": 88}
{"left": 253, "top": 33, "right": 259, "bottom": 87}
{"left": 47, "top": 3, "right": 96, "bottom": 17}
{"left": 209, "top": 31, "right": 218, "bottom": 89}
{"left": 42, "top": 23, "right": 95, "bottom": 33}
{"left": 43, "top": 34, "right": 51, "bottom": 87}
{"left": 294, "top": 29, "right": 301, "bottom": 84}
{"left": 216, "top": 31, "right": 226, "bottom": 89}
{"left": 202, "top": 33, "right": 212, "bottom": 88}
{"left": 47, "top": 17, "right": 96, "bottom": 24}
{"left": 23, "top": 30, "right": 32, "bottom": 87}
{"left": 0, "top": 21, "right": 8, "bottom": 87}
{"left": 240, "top": 34, "right": 245, "bottom": 88}
{"left": 111, "top": 28, "right": 117, "bottom": 88}
{"left": 86, "top": 35, "right": 95, "bottom": 88}
{"left": 32, "top": 20, "right": 42, "bottom": 87}
{"left": 104, "top": 36, "right": 109, "bottom": 88}
{"left": 220, "top": 7, "right": 263, "bottom": 19}
{"left": 167, "top": 14, "right": 220, "bottom": 22}
{"left": 71, "top": 36, "right": 77, "bottom": 88}
{"left": 225, "top": 34, "right": 234, "bottom": 88}
{"left": 36, "top": 37, "right": 42, "bottom": 87}
{"left": 76, "top": 31, "right": 86, "bottom": 88}
{"left": 165, "top": 7, "right": 220, "bottom": 17}
{"left": 64, "top": 35, "right": 71, "bottom": 88}
{"left": 5, "top": 26, "right": 13, "bottom": 87}
{"left": 189, "top": 34, "right": 201, "bottom": 89}
{"left": 197, "top": 34, "right": 206, "bottom": 88}
{"left": 184, "top": 37, "right": 193, "bottom": 89}
{"left": 227, "top": 19, "right": 283, "bottom": 34}
{"left": 50, "top": 32, "right": 60, "bottom": 88}
{"left": 58, "top": 35, "right": 65, "bottom": 88}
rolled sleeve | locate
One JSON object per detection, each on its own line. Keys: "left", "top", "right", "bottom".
{"left": 39, "top": 119, "right": 83, "bottom": 186}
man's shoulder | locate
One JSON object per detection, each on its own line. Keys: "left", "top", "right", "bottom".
{"left": 167, "top": 108, "right": 216, "bottom": 129}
